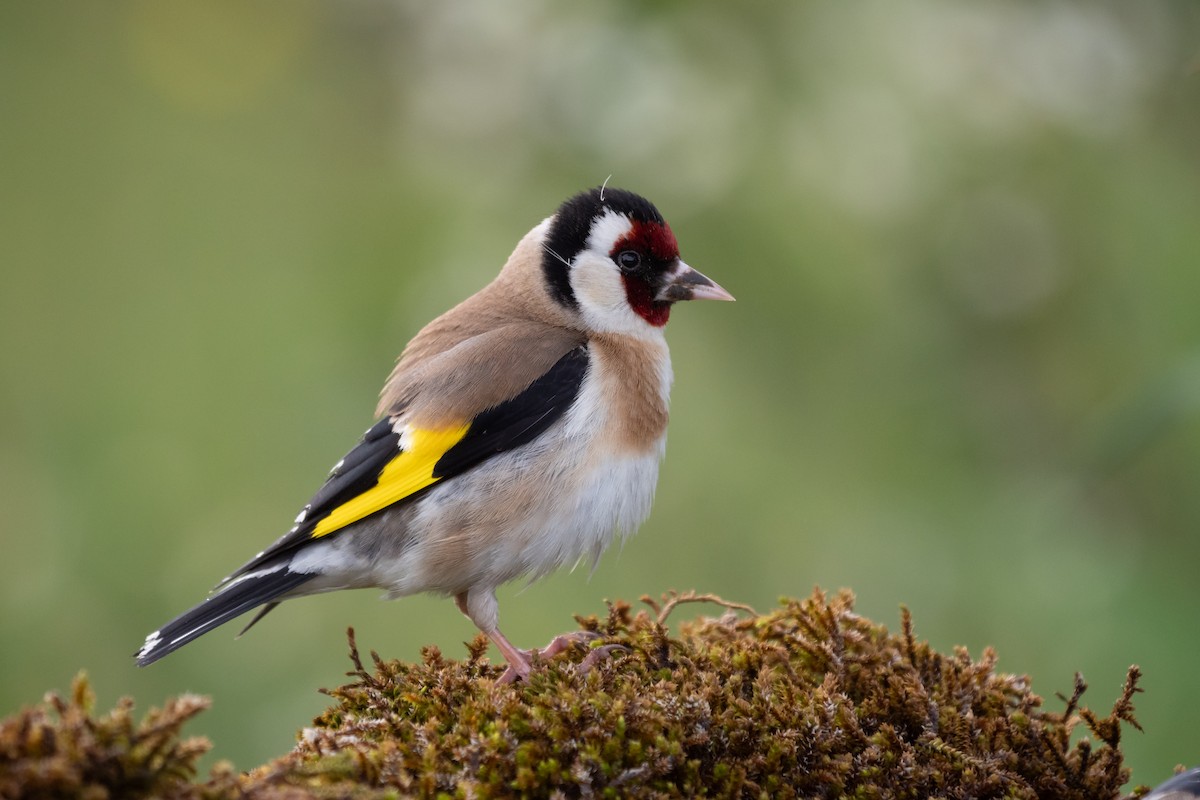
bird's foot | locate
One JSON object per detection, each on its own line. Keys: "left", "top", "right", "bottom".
{"left": 495, "top": 631, "right": 625, "bottom": 684}
{"left": 575, "top": 643, "right": 629, "bottom": 674}
{"left": 540, "top": 631, "right": 629, "bottom": 675}
{"left": 496, "top": 661, "right": 529, "bottom": 685}
{"left": 537, "top": 630, "right": 602, "bottom": 659}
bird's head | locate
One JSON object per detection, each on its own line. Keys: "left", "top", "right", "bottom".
{"left": 538, "top": 187, "right": 733, "bottom": 334}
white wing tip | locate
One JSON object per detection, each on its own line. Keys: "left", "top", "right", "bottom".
{"left": 137, "top": 630, "right": 162, "bottom": 661}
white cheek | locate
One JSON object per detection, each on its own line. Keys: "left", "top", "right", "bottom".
{"left": 577, "top": 209, "right": 635, "bottom": 319}
{"left": 572, "top": 254, "right": 663, "bottom": 337}
{"left": 573, "top": 255, "right": 628, "bottom": 312}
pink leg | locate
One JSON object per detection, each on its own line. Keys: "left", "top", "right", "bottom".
{"left": 455, "top": 592, "right": 625, "bottom": 683}
{"left": 488, "top": 627, "right": 534, "bottom": 684}
{"left": 456, "top": 591, "right": 532, "bottom": 683}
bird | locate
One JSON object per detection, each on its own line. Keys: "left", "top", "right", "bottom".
{"left": 135, "top": 186, "right": 733, "bottom": 681}
{"left": 1146, "top": 768, "right": 1200, "bottom": 800}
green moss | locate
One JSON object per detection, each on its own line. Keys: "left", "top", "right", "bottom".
{"left": 0, "top": 591, "right": 1152, "bottom": 799}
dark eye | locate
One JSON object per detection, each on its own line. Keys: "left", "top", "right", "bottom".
{"left": 616, "top": 250, "right": 642, "bottom": 271}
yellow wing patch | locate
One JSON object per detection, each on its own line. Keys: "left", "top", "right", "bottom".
{"left": 311, "top": 423, "right": 470, "bottom": 539}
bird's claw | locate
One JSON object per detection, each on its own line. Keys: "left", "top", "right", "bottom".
{"left": 496, "top": 663, "right": 528, "bottom": 685}
{"left": 538, "top": 630, "right": 602, "bottom": 659}
{"left": 576, "top": 643, "right": 629, "bottom": 674}
{"left": 495, "top": 630, "right": 616, "bottom": 683}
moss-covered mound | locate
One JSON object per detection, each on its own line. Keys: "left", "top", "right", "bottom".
{"left": 1, "top": 590, "right": 1148, "bottom": 799}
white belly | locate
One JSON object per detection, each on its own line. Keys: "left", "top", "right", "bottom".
{"left": 504, "top": 438, "right": 665, "bottom": 581}
{"left": 385, "top": 436, "right": 663, "bottom": 595}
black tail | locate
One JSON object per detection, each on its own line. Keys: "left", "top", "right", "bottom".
{"left": 135, "top": 567, "right": 312, "bottom": 666}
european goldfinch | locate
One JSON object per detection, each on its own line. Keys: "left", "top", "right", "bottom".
{"left": 135, "top": 187, "right": 732, "bottom": 681}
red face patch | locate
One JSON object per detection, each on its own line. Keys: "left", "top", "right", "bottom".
{"left": 609, "top": 219, "right": 678, "bottom": 328}
{"left": 610, "top": 220, "right": 679, "bottom": 263}
{"left": 621, "top": 275, "right": 671, "bottom": 327}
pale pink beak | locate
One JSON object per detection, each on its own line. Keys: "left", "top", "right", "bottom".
{"left": 656, "top": 261, "right": 735, "bottom": 303}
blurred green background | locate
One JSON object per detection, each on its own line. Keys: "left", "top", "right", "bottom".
{"left": 3, "top": 0, "right": 1199, "bottom": 787}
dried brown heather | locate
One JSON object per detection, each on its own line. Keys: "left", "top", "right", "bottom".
{"left": 0, "top": 591, "right": 1151, "bottom": 799}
